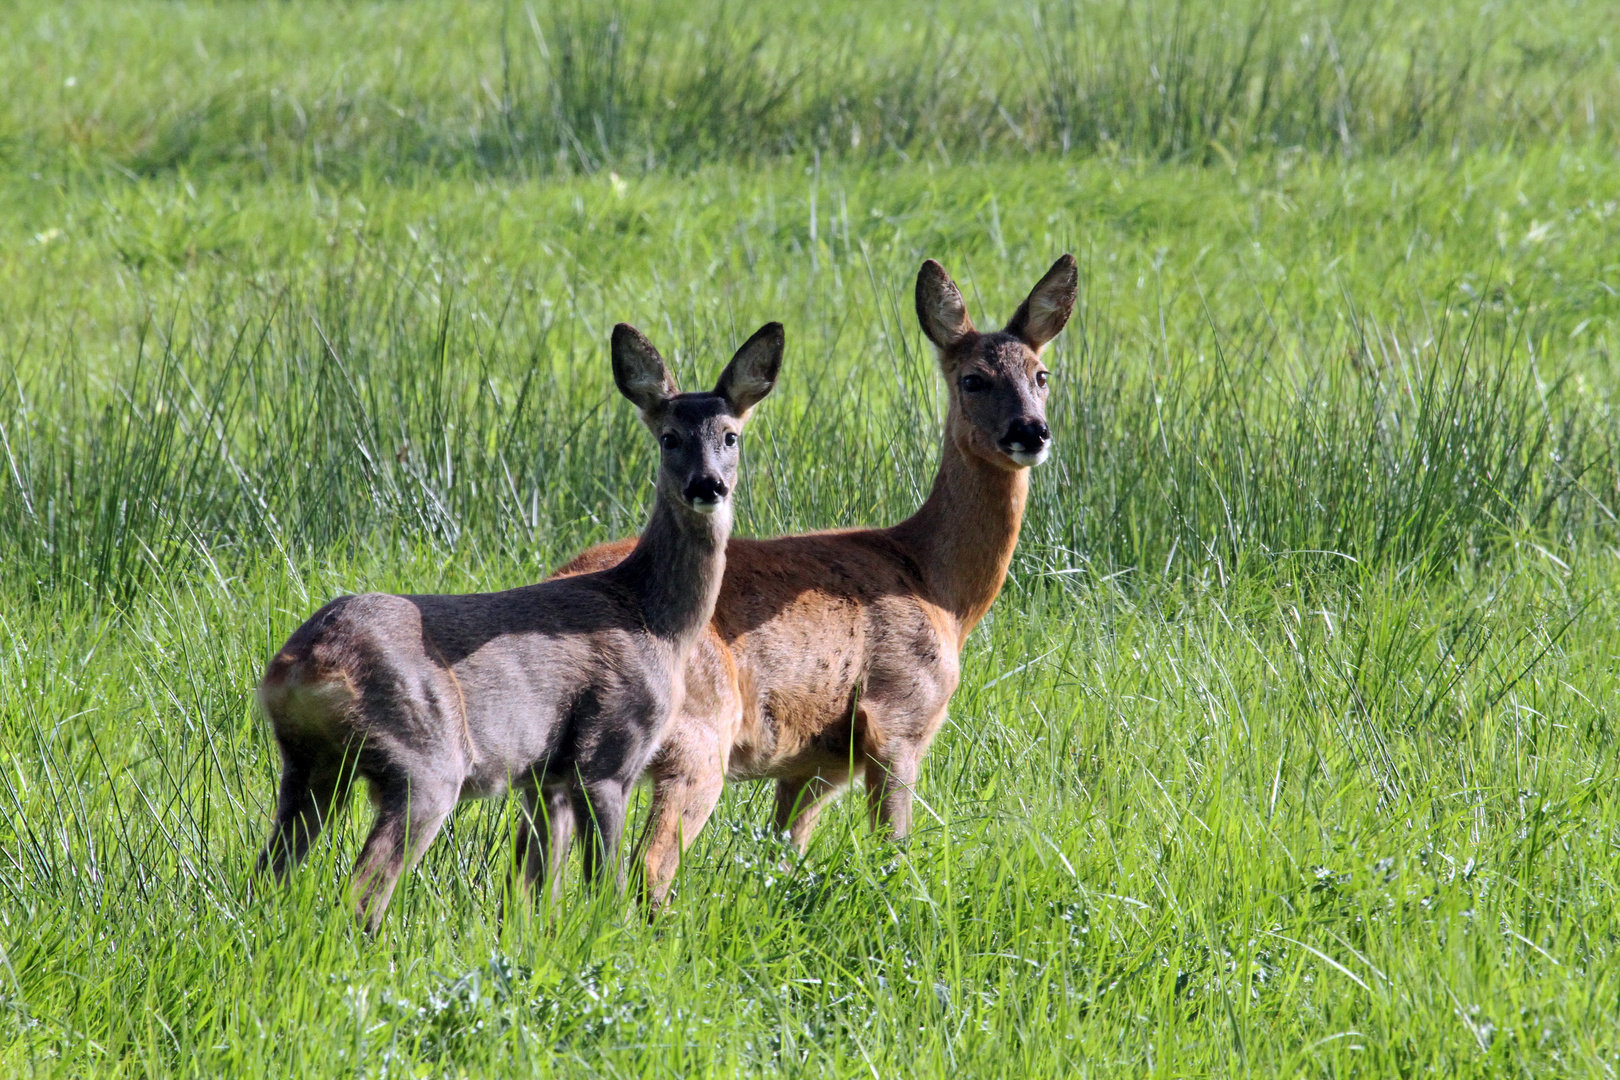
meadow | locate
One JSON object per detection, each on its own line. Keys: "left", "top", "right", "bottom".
{"left": 3, "top": 0, "right": 1620, "bottom": 1074}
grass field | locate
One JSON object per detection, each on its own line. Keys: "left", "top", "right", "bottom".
{"left": 4, "top": 0, "right": 1620, "bottom": 1075}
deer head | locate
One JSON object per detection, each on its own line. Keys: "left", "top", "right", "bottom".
{"left": 915, "top": 255, "right": 1077, "bottom": 470}
{"left": 613, "top": 321, "right": 784, "bottom": 517}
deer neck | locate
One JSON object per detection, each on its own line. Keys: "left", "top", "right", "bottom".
{"left": 615, "top": 495, "right": 729, "bottom": 652}
{"left": 892, "top": 433, "right": 1029, "bottom": 644}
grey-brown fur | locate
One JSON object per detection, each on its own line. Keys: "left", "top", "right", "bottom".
{"left": 255, "top": 321, "right": 783, "bottom": 931}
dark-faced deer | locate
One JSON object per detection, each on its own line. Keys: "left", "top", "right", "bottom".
{"left": 255, "top": 322, "right": 783, "bottom": 930}
{"left": 554, "top": 256, "right": 1076, "bottom": 908}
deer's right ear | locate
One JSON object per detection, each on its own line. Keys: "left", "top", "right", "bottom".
{"left": 915, "top": 259, "right": 976, "bottom": 353}
{"left": 714, "top": 322, "right": 784, "bottom": 417}
{"left": 612, "top": 323, "right": 678, "bottom": 415}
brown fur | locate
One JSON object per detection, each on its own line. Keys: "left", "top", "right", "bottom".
{"left": 551, "top": 256, "right": 1079, "bottom": 908}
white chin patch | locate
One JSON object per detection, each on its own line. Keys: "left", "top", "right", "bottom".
{"left": 1006, "top": 446, "right": 1050, "bottom": 468}
{"left": 688, "top": 498, "right": 722, "bottom": 515}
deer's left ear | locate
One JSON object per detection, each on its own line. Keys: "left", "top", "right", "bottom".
{"left": 1005, "top": 254, "right": 1077, "bottom": 350}
{"left": 714, "top": 322, "right": 784, "bottom": 417}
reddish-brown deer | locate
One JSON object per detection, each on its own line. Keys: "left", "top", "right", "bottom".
{"left": 552, "top": 256, "right": 1076, "bottom": 908}
{"left": 255, "top": 322, "right": 783, "bottom": 930}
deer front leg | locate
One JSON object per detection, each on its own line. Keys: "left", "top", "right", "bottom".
{"left": 862, "top": 700, "right": 947, "bottom": 839}
{"left": 572, "top": 778, "right": 631, "bottom": 893}
{"left": 635, "top": 753, "right": 726, "bottom": 913}
{"left": 865, "top": 750, "right": 922, "bottom": 839}
{"left": 511, "top": 785, "right": 574, "bottom": 906}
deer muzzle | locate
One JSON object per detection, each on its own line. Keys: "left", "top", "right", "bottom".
{"left": 682, "top": 475, "right": 729, "bottom": 513}
{"left": 1000, "top": 418, "right": 1051, "bottom": 467}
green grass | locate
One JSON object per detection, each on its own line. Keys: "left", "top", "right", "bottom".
{"left": 4, "top": 0, "right": 1620, "bottom": 1075}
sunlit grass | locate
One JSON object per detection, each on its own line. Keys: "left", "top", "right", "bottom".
{"left": 2, "top": 1, "right": 1620, "bottom": 1076}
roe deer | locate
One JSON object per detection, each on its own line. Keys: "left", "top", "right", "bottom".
{"left": 255, "top": 322, "right": 783, "bottom": 930}
{"left": 552, "top": 256, "right": 1076, "bottom": 908}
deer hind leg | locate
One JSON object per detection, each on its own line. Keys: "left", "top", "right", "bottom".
{"left": 634, "top": 750, "right": 726, "bottom": 914}
{"left": 773, "top": 773, "right": 847, "bottom": 852}
{"left": 351, "top": 774, "right": 457, "bottom": 933}
{"left": 256, "top": 752, "right": 354, "bottom": 882}
{"left": 510, "top": 785, "right": 574, "bottom": 905}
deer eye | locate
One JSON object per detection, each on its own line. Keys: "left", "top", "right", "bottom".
{"left": 960, "top": 374, "right": 989, "bottom": 393}
{"left": 724, "top": 431, "right": 738, "bottom": 447}
{"left": 1035, "top": 370, "right": 1049, "bottom": 389}
{"left": 660, "top": 432, "right": 680, "bottom": 450}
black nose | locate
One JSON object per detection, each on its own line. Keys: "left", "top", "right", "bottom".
{"left": 1001, "top": 419, "right": 1050, "bottom": 453}
{"left": 683, "top": 475, "right": 729, "bottom": 504}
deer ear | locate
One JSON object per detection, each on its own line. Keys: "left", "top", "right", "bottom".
{"left": 612, "top": 323, "right": 678, "bottom": 415}
{"left": 1004, "top": 254, "right": 1078, "bottom": 350}
{"left": 714, "top": 322, "right": 783, "bottom": 417}
{"left": 915, "top": 259, "right": 976, "bottom": 352}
